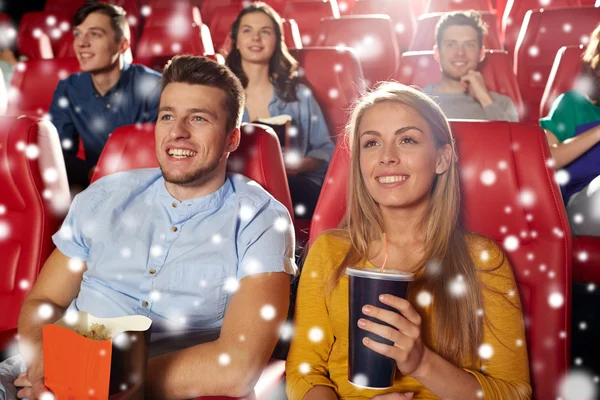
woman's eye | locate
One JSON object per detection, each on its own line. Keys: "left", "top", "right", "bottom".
{"left": 362, "top": 140, "right": 378, "bottom": 148}
{"left": 400, "top": 137, "right": 416, "bottom": 144}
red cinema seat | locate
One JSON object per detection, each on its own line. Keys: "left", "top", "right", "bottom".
{"left": 513, "top": 7, "right": 600, "bottom": 121}
{"left": 91, "top": 123, "right": 293, "bottom": 219}
{"left": 281, "top": 0, "right": 340, "bottom": 46}
{"left": 350, "top": 0, "right": 416, "bottom": 52}
{"left": 143, "top": 5, "right": 203, "bottom": 28}
{"left": 284, "top": 19, "right": 304, "bottom": 49}
{"left": 502, "top": 0, "right": 581, "bottom": 55}
{"left": 539, "top": 45, "right": 584, "bottom": 118}
{"left": 6, "top": 58, "right": 81, "bottom": 118}
{"left": 44, "top": 0, "right": 85, "bottom": 15}
{"left": 426, "top": 0, "right": 493, "bottom": 12}
{"left": 136, "top": 24, "right": 215, "bottom": 58}
{"left": 316, "top": 15, "right": 399, "bottom": 85}
{"left": 0, "top": 116, "right": 71, "bottom": 331}
{"left": 16, "top": 28, "right": 54, "bottom": 60}
{"left": 208, "top": 5, "right": 243, "bottom": 52}
{"left": 397, "top": 50, "right": 524, "bottom": 118}
{"left": 0, "top": 69, "right": 6, "bottom": 115}
{"left": 147, "top": 0, "right": 192, "bottom": 8}
{"left": 17, "top": 12, "right": 73, "bottom": 57}
{"left": 201, "top": 0, "right": 244, "bottom": 25}
{"left": 290, "top": 47, "right": 364, "bottom": 140}
{"left": 133, "top": 53, "right": 224, "bottom": 73}
{"left": 410, "top": 11, "right": 503, "bottom": 51}
{"left": 310, "top": 121, "right": 571, "bottom": 400}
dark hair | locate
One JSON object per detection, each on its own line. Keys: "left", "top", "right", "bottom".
{"left": 225, "top": 2, "right": 299, "bottom": 103}
{"left": 161, "top": 55, "right": 245, "bottom": 132}
{"left": 582, "top": 23, "right": 600, "bottom": 103}
{"left": 435, "top": 10, "right": 488, "bottom": 49}
{"left": 74, "top": 2, "right": 129, "bottom": 43}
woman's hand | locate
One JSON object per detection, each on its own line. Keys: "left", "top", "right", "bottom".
{"left": 359, "top": 294, "right": 429, "bottom": 377}
{"left": 371, "top": 392, "right": 414, "bottom": 400}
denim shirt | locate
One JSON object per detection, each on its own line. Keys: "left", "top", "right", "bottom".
{"left": 52, "top": 169, "right": 297, "bottom": 355}
{"left": 49, "top": 63, "right": 161, "bottom": 166}
{"left": 242, "top": 83, "right": 335, "bottom": 186}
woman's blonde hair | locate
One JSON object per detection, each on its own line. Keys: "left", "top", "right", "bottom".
{"left": 328, "top": 82, "right": 483, "bottom": 366}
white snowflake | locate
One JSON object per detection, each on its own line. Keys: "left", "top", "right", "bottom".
{"left": 25, "top": 144, "right": 40, "bottom": 159}
{"left": 301, "top": 35, "right": 312, "bottom": 46}
{"left": 285, "top": 150, "right": 302, "bottom": 168}
{"left": 555, "top": 169, "right": 570, "bottom": 186}
{"left": 19, "top": 279, "right": 30, "bottom": 290}
{"left": 218, "top": 353, "right": 231, "bottom": 366}
{"left": 39, "top": 392, "right": 55, "bottom": 400}
{"left": 573, "top": 213, "right": 584, "bottom": 224}
{"left": 504, "top": 206, "right": 512, "bottom": 214}
{"left": 579, "top": 321, "right": 587, "bottom": 330}
{"left": 328, "top": 88, "right": 339, "bottom": 99}
{"left": 548, "top": 292, "right": 564, "bottom": 309}
{"left": 395, "top": 23, "right": 405, "bottom": 33}
{"left": 141, "top": 5, "right": 152, "bottom": 16}
{"left": 120, "top": 247, "right": 132, "bottom": 258}
{"left": 60, "top": 21, "right": 70, "bottom": 32}
{"left": 274, "top": 217, "right": 289, "bottom": 232}
{"left": 515, "top": 339, "right": 523, "bottom": 347}
{"left": 37, "top": 304, "right": 53, "bottom": 319}
{"left": 416, "top": 290, "right": 432, "bottom": 307}
{"left": 113, "top": 333, "right": 131, "bottom": 350}
{"left": 127, "top": 16, "right": 137, "bottom": 27}
{"left": 532, "top": 72, "right": 542, "bottom": 82}
{"left": 308, "top": 327, "right": 324, "bottom": 343}
{"left": 295, "top": 204, "right": 307, "bottom": 216}
{"left": 528, "top": 46, "right": 539, "bottom": 57}
{"left": 0, "top": 205, "right": 5, "bottom": 215}
{"left": 171, "top": 43, "right": 182, "bottom": 53}
{"left": 150, "top": 245, "right": 162, "bottom": 257}
{"left": 449, "top": 275, "right": 467, "bottom": 297}
{"left": 58, "top": 225, "right": 73, "bottom": 240}
{"left": 503, "top": 235, "right": 519, "bottom": 252}
{"left": 224, "top": 277, "right": 239, "bottom": 293}
{"left": 519, "top": 189, "right": 536, "bottom": 207}
{"left": 280, "top": 322, "right": 294, "bottom": 340}
{"left": 352, "top": 373, "right": 369, "bottom": 387}
{"left": 211, "top": 233, "right": 223, "bottom": 244}
{"left": 60, "top": 311, "right": 79, "bottom": 328}
{"left": 560, "top": 331, "right": 567, "bottom": 339}
{"left": 150, "top": 290, "right": 161, "bottom": 301}
{"left": 480, "top": 169, "right": 496, "bottom": 186}
{"left": 42, "top": 168, "right": 58, "bottom": 184}
{"left": 50, "top": 28, "right": 62, "bottom": 39}
{"left": 0, "top": 221, "right": 9, "bottom": 240}
{"left": 260, "top": 304, "right": 276, "bottom": 321}
{"left": 68, "top": 258, "right": 84, "bottom": 272}
{"left": 334, "top": 63, "right": 343, "bottom": 72}
{"left": 239, "top": 204, "right": 254, "bottom": 221}
{"left": 478, "top": 343, "right": 494, "bottom": 359}
{"left": 587, "top": 284, "right": 595, "bottom": 293}
{"left": 578, "top": 251, "right": 589, "bottom": 262}
{"left": 239, "top": 334, "right": 246, "bottom": 341}
{"left": 288, "top": 126, "right": 299, "bottom": 137}
{"left": 299, "top": 362, "right": 310, "bottom": 374}
{"left": 539, "top": 263, "right": 547, "bottom": 272}
{"left": 559, "top": 370, "right": 597, "bottom": 400}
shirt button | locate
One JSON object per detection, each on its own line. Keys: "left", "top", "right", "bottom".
{"left": 142, "top": 301, "right": 149, "bottom": 307}
{"left": 172, "top": 202, "right": 177, "bottom": 208}
{"left": 171, "top": 226, "right": 178, "bottom": 232}
{"left": 149, "top": 268, "right": 157, "bottom": 275}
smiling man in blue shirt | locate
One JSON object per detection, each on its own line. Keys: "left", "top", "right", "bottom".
{"left": 10, "top": 55, "right": 296, "bottom": 400}
{"left": 49, "top": 2, "right": 161, "bottom": 192}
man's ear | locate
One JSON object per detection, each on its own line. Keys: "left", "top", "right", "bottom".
{"left": 436, "top": 144, "right": 453, "bottom": 175}
{"left": 479, "top": 45, "right": 486, "bottom": 63}
{"left": 433, "top": 45, "right": 441, "bottom": 64}
{"left": 226, "top": 128, "right": 241, "bottom": 153}
{"left": 119, "top": 36, "right": 130, "bottom": 54}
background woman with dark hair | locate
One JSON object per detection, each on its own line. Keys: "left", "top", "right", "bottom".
{"left": 225, "top": 2, "right": 334, "bottom": 219}
{"left": 540, "top": 23, "right": 600, "bottom": 236}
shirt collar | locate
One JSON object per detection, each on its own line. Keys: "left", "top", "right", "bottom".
{"left": 157, "top": 175, "right": 233, "bottom": 215}
{"left": 80, "top": 63, "right": 132, "bottom": 100}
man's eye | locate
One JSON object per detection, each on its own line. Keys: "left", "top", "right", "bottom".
{"left": 193, "top": 116, "right": 206, "bottom": 122}
{"left": 161, "top": 115, "right": 173, "bottom": 121}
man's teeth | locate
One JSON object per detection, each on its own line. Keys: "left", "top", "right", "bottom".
{"left": 377, "top": 175, "right": 408, "bottom": 183}
{"left": 168, "top": 149, "right": 197, "bottom": 158}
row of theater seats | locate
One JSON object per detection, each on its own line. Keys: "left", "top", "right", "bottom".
{"left": 0, "top": 113, "right": 580, "bottom": 399}
{"left": 5, "top": 0, "right": 600, "bottom": 122}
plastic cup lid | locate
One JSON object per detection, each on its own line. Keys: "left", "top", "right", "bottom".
{"left": 346, "top": 267, "right": 414, "bottom": 281}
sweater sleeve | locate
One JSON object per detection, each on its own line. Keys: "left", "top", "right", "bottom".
{"left": 463, "top": 237, "right": 532, "bottom": 400}
{"left": 483, "top": 95, "right": 519, "bottom": 122}
{"left": 286, "top": 235, "right": 338, "bottom": 400}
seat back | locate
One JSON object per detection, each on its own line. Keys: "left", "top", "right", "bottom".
{"left": 136, "top": 24, "right": 215, "bottom": 58}
{"left": 44, "top": 0, "right": 85, "bottom": 15}
{"left": 397, "top": 50, "right": 524, "bottom": 117}
{"left": 514, "top": 7, "right": 600, "bottom": 121}
{"left": 410, "top": 11, "right": 502, "bottom": 51}
{"left": 282, "top": 0, "right": 340, "bottom": 46}
{"left": 290, "top": 47, "right": 365, "bottom": 140}
{"left": 502, "top": 0, "right": 581, "bottom": 55}
{"left": 317, "top": 15, "right": 399, "bottom": 85}
{"left": 16, "top": 29, "right": 54, "bottom": 60}
{"left": 91, "top": 123, "right": 294, "bottom": 218}
{"left": 0, "top": 116, "right": 70, "bottom": 330}
{"left": 144, "top": 5, "right": 203, "bottom": 28}
{"left": 426, "top": 0, "right": 493, "bottom": 12}
{"left": 17, "top": 11, "right": 73, "bottom": 56}
{"left": 350, "top": 0, "right": 416, "bottom": 52}
{"left": 208, "top": 5, "right": 242, "bottom": 52}
{"left": 310, "top": 121, "right": 570, "bottom": 400}
{"left": 6, "top": 58, "right": 81, "bottom": 117}
{"left": 540, "top": 45, "right": 585, "bottom": 118}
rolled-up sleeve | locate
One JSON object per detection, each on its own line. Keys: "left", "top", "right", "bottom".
{"left": 51, "top": 194, "right": 90, "bottom": 261}
{"left": 464, "top": 238, "right": 532, "bottom": 400}
{"left": 286, "top": 235, "right": 337, "bottom": 400}
{"left": 236, "top": 196, "right": 297, "bottom": 281}
{"left": 299, "top": 86, "right": 335, "bottom": 163}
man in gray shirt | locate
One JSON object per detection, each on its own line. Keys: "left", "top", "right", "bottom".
{"left": 424, "top": 11, "right": 519, "bottom": 122}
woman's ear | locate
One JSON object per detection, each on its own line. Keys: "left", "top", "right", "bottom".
{"left": 436, "top": 144, "right": 453, "bottom": 174}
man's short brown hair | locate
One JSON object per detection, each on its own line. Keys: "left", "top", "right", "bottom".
{"left": 74, "top": 2, "right": 129, "bottom": 43}
{"left": 161, "top": 55, "right": 245, "bottom": 133}
{"left": 435, "top": 10, "right": 488, "bottom": 49}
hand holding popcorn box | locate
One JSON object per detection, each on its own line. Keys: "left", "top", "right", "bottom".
{"left": 42, "top": 312, "right": 152, "bottom": 399}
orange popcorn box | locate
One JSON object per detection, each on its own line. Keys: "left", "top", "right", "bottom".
{"left": 42, "top": 312, "right": 152, "bottom": 400}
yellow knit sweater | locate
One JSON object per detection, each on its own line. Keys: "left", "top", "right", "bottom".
{"left": 286, "top": 233, "right": 532, "bottom": 400}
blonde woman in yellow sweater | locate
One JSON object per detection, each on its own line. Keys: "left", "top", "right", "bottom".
{"left": 285, "top": 83, "right": 532, "bottom": 400}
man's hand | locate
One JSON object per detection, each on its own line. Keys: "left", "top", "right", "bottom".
{"left": 14, "top": 372, "right": 51, "bottom": 399}
{"left": 460, "top": 70, "right": 493, "bottom": 107}
{"left": 371, "top": 392, "right": 414, "bottom": 400}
